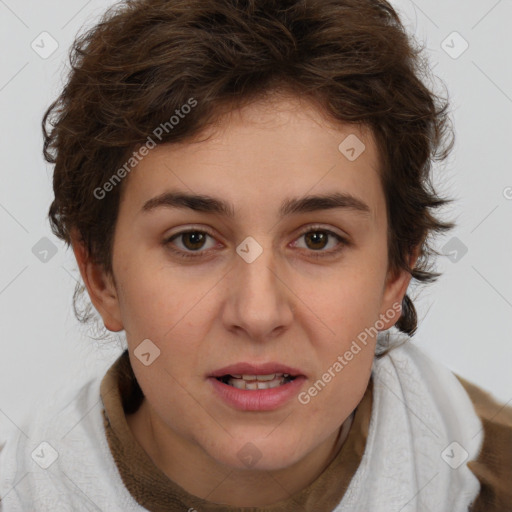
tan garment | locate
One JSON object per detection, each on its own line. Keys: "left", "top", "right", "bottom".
{"left": 100, "top": 350, "right": 512, "bottom": 511}
{"left": 457, "top": 376, "right": 512, "bottom": 512}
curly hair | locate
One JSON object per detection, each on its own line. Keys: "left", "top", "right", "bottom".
{"left": 43, "top": 0, "right": 455, "bottom": 340}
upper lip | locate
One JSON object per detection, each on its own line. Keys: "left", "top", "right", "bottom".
{"left": 209, "top": 362, "right": 305, "bottom": 378}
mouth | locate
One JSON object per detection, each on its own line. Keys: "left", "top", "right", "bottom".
{"left": 215, "top": 373, "right": 297, "bottom": 390}
{"left": 209, "top": 373, "right": 305, "bottom": 411}
{"left": 208, "top": 362, "right": 305, "bottom": 411}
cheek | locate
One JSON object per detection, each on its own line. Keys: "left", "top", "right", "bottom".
{"left": 117, "top": 266, "right": 214, "bottom": 380}
{"left": 301, "top": 335, "right": 375, "bottom": 424}
{"left": 308, "top": 267, "right": 385, "bottom": 337}
{"left": 299, "top": 268, "right": 382, "bottom": 395}
{"left": 115, "top": 256, "right": 203, "bottom": 336}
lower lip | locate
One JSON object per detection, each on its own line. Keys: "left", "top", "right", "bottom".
{"left": 208, "top": 376, "right": 306, "bottom": 411}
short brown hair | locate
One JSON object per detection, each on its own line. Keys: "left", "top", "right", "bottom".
{"left": 44, "top": 0, "right": 455, "bottom": 339}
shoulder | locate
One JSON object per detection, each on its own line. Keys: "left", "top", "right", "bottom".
{"left": 375, "top": 342, "right": 511, "bottom": 510}
{"left": 455, "top": 375, "right": 512, "bottom": 512}
{"left": 0, "top": 376, "right": 102, "bottom": 510}
{"left": 384, "top": 342, "right": 512, "bottom": 507}
{"left": 0, "top": 371, "right": 145, "bottom": 511}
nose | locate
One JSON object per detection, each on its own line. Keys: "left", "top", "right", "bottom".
{"left": 221, "top": 243, "right": 294, "bottom": 342}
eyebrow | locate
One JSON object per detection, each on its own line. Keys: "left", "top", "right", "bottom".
{"left": 141, "top": 190, "right": 371, "bottom": 218}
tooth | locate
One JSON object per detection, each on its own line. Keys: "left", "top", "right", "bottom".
{"left": 256, "top": 374, "right": 276, "bottom": 381}
{"left": 230, "top": 379, "right": 246, "bottom": 390}
{"left": 256, "top": 379, "right": 286, "bottom": 390}
{"left": 240, "top": 374, "right": 279, "bottom": 381}
{"left": 225, "top": 375, "right": 291, "bottom": 390}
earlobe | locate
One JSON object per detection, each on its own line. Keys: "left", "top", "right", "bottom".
{"left": 378, "top": 246, "right": 420, "bottom": 331}
{"left": 70, "top": 229, "right": 124, "bottom": 332}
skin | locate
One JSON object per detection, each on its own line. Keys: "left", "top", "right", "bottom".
{"left": 72, "top": 93, "right": 417, "bottom": 507}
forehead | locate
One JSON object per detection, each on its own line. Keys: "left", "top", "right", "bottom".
{"left": 119, "top": 95, "right": 384, "bottom": 225}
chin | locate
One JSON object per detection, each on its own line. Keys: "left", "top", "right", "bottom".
{"left": 205, "top": 435, "right": 307, "bottom": 472}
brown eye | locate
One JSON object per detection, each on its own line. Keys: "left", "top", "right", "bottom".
{"left": 293, "top": 227, "right": 349, "bottom": 259}
{"left": 304, "top": 231, "right": 329, "bottom": 250}
{"left": 180, "top": 231, "right": 208, "bottom": 251}
{"left": 163, "top": 229, "right": 217, "bottom": 259}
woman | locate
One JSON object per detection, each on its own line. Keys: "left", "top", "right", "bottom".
{"left": 1, "top": 0, "right": 510, "bottom": 510}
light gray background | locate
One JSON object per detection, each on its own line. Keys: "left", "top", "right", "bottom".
{"left": 1, "top": 0, "right": 511, "bottom": 436}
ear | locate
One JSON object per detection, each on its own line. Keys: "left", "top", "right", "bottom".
{"left": 70, "top": 228, "right": 124, "bottom": 332}
{"left": 378, "top": 245, "right": 421, "bottom": 331}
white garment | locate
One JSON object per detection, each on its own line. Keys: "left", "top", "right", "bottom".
{"left": 0, "top": 343, "right": 483, "bottom": 512}
{"left": 0, "top": 368, "right": 146, "bottom": 512}
{"left": 334, "top": 343, "right": 483, "bottom": 512}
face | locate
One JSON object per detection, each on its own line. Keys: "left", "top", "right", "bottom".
{"left": 77, "top": 94, "right": 411, "bottom": 473}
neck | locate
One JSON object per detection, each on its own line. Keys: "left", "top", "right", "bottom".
{"left": 127, "top": 399, "right": 354, "bottom": 507}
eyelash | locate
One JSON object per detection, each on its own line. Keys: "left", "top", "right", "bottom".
{"left": 163, "top": 226, "right": 349, "bottom": 261}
